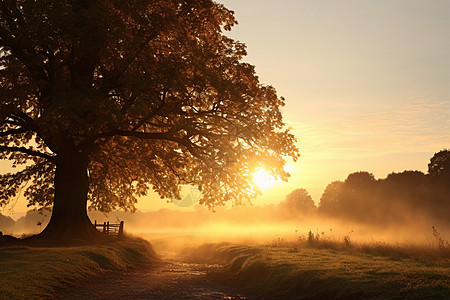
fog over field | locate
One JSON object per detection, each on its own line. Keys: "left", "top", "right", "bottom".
{"left": 4, "top": 152, "right": 449, "bottom": 250}
{"left": 4, "top": 195, "right": 449, "bottom": 251}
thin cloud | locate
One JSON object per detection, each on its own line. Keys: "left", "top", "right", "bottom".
{"left": 291, "top": 98, "right": 450, "bottom": 161}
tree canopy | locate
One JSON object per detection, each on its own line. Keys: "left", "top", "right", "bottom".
{"left": 317, "top": 181, "right": 344, "bottom": 216}
{"left": 0, "top": 0, "right": 298, "bottom": 240}
{"left": 428, "top": 149, "right": 450, "bottom": 178}
{"left": 317, "top": 152, "right": 450, "bottom": 225}
{"left": 279, "top": 188, "right": 316, "bottom": 218}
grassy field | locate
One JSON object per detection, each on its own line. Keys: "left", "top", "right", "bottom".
{"left": 185, "top": 240, "right": 450, "bottom": 299}
{"left": 0, "top": 237, "right": 159, "bottom": 299}
{"left": 2, "top": 230, "right": 449, "bottom": 299}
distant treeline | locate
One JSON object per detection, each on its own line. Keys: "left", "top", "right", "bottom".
{"left": 280, "top": 149, "right": 450, "bottom": 226}
{"left": 1, "top": 150, "right": 449, "bottom": 235}
{"left": 0, "top": 210, "right": 49, "bottom": 236}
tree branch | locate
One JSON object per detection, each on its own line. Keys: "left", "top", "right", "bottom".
{"left": 130, "top": 90, "right": 167, "bottom": 131}
{"left": 11, "top": 111, "right": 35, "bottom": 124}
{"left": 93, "top": 129, "right": 174, "bottom": 142}
{"left": 0, "top": 112, "right": 40, "bottom": 136}
{"left": 107, "top": 32, "right": 160, "bottom": 80}
{"left": 85, "top": 91, "right": 168, "bottom": 149}
{"left": 0, "top": 145, "right": 56, "bottom": 162}
{"left": 0, "top": 128, "right": 28, "bottom": 137}
{"left": 99, "top": 32, "right": 160, "bottom": 95}
{"left": 120, "top": 93, "right": 138, "bottom": 114}
{"left": 0, "top": 120, "right": 23, "bottom": 127}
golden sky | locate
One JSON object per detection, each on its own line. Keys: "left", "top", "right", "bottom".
{"left": 213, "top": 0, "right": 450, "bottom": 206}
{"left": 2, "top": 1, "right": 450, "bottom": 217}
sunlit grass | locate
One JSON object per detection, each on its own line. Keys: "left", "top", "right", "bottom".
{"left": 244, "top": 246, "right": 449, "bottom": 299}
{"left": 0, "top": 238, "right": 158, "bottom": 299}
{"left": 269, "top": 227, "right": 450, "bottom": 261}
{"left": 182, "top": 237, "right": 450, "bottom": 299}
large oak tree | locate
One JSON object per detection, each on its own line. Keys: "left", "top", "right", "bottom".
{"left": 0, "top": 0, "right": 298, "bottom": 241}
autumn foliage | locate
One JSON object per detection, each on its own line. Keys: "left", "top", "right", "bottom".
{"left": 0, "top": 0, "right": 297, "bottom": 241}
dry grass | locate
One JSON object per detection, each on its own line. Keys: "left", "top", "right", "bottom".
{"left": 182, "top": 229, "right": 450, "bottom": 299}
{"left": 270, "top": 226, "right": 450, "bottom": 262}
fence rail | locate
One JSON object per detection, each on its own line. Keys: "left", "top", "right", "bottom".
{"left": 94, "top": 220, "right": 124, "bottom": 237}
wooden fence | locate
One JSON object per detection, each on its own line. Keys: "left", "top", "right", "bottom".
{"left": 94, "top": 220, "right": 124, "bottom": 237}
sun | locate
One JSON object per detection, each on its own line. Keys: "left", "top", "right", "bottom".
{"left": 252, "top": 168, "right": 278, "bottom": 191}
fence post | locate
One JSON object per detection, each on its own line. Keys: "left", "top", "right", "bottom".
{"left": 118, "top": 221, "right": 124, "bottom": 237}
{"left": 103, "top": 222, "right": 107, "bottom": 234}
{"left": 94, "top": 220, "right": 97, "bottom": 227}
{"left": 106, "top": 221, "right": 109, "bottom": 235}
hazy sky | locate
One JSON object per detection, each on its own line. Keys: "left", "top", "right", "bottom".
{"left": 2, "top": 1, "right": 450, "bottom": 217}
{"left": 212, "top": 0, "right": 450, "bottom": 206}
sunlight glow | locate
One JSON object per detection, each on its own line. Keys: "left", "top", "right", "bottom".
{"left": 252, "top": 168, "right": 278, "bottom": 191}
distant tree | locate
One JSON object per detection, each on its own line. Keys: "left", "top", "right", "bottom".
{"left": 344, "top": 171, "right": 376, "bottom": 190}
{"left": 318, "top": 172, "right": 378, "bottom": 221}
{"left": 317, "top": 181, "right": 344, "bottom": 216}
{"left": 381, "top": 170, "right": 426, "bottom": 201}
{"left": 0, "top": 212, "right": 15, "bottom": 234}
{"left": 0, "top": 0, "right": 298, "bottom": 242}
{"left": 428, "top": 149, "right": 450, "bottom": 178}
{"left": 318, "top": 156, "right": 450, "bottom": 225}
{"left": 340, "top": 171, "right": 377, "bottom": 221}
{"left": 426, "top": 150, "right": 450, "bottom": 222}
{"left": 13, "top": 210, "right": 50, "bottom": 234}
{"left": 376, "top": 171, "right": 427, "bottom": 222}
{"left": 279, "top": 188, "right": 316, "bottom": 218}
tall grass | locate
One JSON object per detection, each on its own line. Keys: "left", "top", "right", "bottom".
{"left": 182, "top": 228, "right": 450, "bottom": 299}
{"left": 268, "top": 226, "right": 450, "bottom": 261}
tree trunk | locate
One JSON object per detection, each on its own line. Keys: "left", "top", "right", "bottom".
{"left": 36, "top": 152, "right": 102, "bottom": 243}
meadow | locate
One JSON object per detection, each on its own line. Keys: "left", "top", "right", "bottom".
{"left": 182, "top": 231, "right": 450, "bottom": 300}
{"left": 0, "top": 238, "right": 158, "bottom": 299}
{"left": 1, "top": 226, "right": 449, "bottom": 299}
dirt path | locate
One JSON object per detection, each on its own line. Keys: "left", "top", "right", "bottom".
{"left": 58, "top": 259, "right": 256, "bottom": 300}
